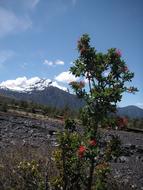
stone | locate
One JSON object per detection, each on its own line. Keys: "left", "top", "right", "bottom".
{"left": 118, "top": 156, "right": 129, "bottom": 163}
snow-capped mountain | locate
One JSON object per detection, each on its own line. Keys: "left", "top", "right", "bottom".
{"left": 1, "top": 77, "right": 142, "bottom": 118}
{"left": 0, "top": 77, "right": 67, "bottom": 92}
{"left": 0, "top": 77, "right": 83, "bottom": 109}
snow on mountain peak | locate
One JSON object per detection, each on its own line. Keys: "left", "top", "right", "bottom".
{"left": 0, "top": 77, "right": 67, "bottom": 92}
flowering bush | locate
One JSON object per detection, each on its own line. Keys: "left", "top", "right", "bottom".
{"left": 53, "top": 34, "right": 137, "bottom": 190}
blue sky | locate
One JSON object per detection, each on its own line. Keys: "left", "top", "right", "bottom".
{"left": 0, "top": 0, "right": 142, "bottom": 108}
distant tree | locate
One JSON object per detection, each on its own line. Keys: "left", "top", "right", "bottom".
{"left": 20, "top": 100, "right": 28, "bottom": 109}
{"left": 0, "top": 102, "right": 8, "bottom": 112}
{"left": 62, "top": 105, "right": 71, "bottom": 119}
{"left": 30, "top": 106, "right": 36, "bottom": 114}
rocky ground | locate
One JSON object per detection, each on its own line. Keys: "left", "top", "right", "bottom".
{"left": 0, "top": 111, "right": 143, "bottom": 189}
{"left": 102, "top": 130, "right": 143, "bottom": 190}
{"left": 0, "top": 111, "right": 62, "bottom": 150}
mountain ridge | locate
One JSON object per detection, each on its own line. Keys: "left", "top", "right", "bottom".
{"left": 0, "top": 77, "right": 67, "bottom": 92}
{"left": 0, "top": 83, "right": 143, "bottom": 118}
{"left": 117, "top": 105, "right": 143, "bottom": 119}
{"left": 0, "top": 85, "right": 84, "bottom": 110}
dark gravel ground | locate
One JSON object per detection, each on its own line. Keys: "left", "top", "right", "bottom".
{"left": 103, "top": 130, "right": 143, "bottom": 190}
{"left": 0, "top": 111, "right": 143, "bottom": 189}
{"left": 0, "top": 111, "right": 62, "bottom": 149}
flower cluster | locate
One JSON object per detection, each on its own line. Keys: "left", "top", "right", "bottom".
{"left": 17, "top": 160, "right": 39, "bottom": 172}
{"left": 69, "top": 81, "right": 85, "bottom": 89}
{"left": 117, "top": 117, "right": 128, "bottom": 128}
{"left": 127, "top": 86, "right": 137, "bottom": 93}
{"left": 115, "top": 49, "right": 122, "bottom": 57}
{"left": 80, "top": 47, "right": 87, "bottom": 55}
{"left": 121, "top": 65, "right": 128, "bottom": 73}
{"left": 77, "top": 139, "right": 97, "bottom": 158}
{"left": 77, "top": 34, "right": 90, "bottom": 55}
{"left": 89, "top": 139, "right": 97, "bottom": 146}
{"left": 78, "top": 145, "right": 86, "bottom": 158}
{"left": 77, "top": 40, "right": 87, "bottom": 54}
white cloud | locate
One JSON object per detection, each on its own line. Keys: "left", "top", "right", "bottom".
{"left": 43, "top": 59, "right": 64, "bottom": 66}
{"left": 0, "top": 77, "right": 37, "bottom": 91}
{"left": 55, "top": 71, "right": 79, "bottom": 83}
{"left": 55, "top": 59, "right": 64, "bottom": 65}
{"left": 84, "top": 78, "right": 89, "bottom": 84}
{"left": 51, "top": 81, "right": 67, "bottom": 91}
{"left": 43, "top": 59, "right": 53, "bottom": 66}
{"left": 0, "top": 7, "right": 32, "bottom": 37}
{"left": 0, "top": 76, "right": 67, "bottom": 92}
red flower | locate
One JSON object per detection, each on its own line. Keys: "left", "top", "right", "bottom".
{"left": 124, "top": 66, "right": 128, "bottom": 72}
{"left": 117, "top": 117, "right": 128, "bottom": 128}
{"left": 89, "top": 139, "right": 97, "bottom": 146}
{"left": 69, "top": 81, "right": 85, "bottom": 89}
{"left": 79, "top": 81, "right": 85, "bottom": 88}
{"left": 80, "top": 47, "right": 86, "bottom": 54}
{"left": 127, "top": 87, "right": 135, "bottom": 93}
{"left": 78, "top": 145, "right": 86, "bottom": 158}
{"left": 115, "top": 49, "right": 122, "bottom": 57}
{"left": 122, "top": 117, "right": 128, "bottom": 126}
{"left": 122, "top": 66, "right": 128, "bottom": 72}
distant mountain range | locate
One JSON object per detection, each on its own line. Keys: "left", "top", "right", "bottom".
{"left": 0, "top": 79, "right": 143, "bottom": 118}
{"left": 0, "top": 85, "right": 83, "bottom": 110}
{"left": 117, "top": 106, "right": 143, "bottom": 119}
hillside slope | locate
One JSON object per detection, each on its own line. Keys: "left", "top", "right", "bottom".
{"left": 117, "top": 105, "right": 143, "bottom": 119}
{"left": 0, "top": 86, "right": 83, "bottom": 110}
